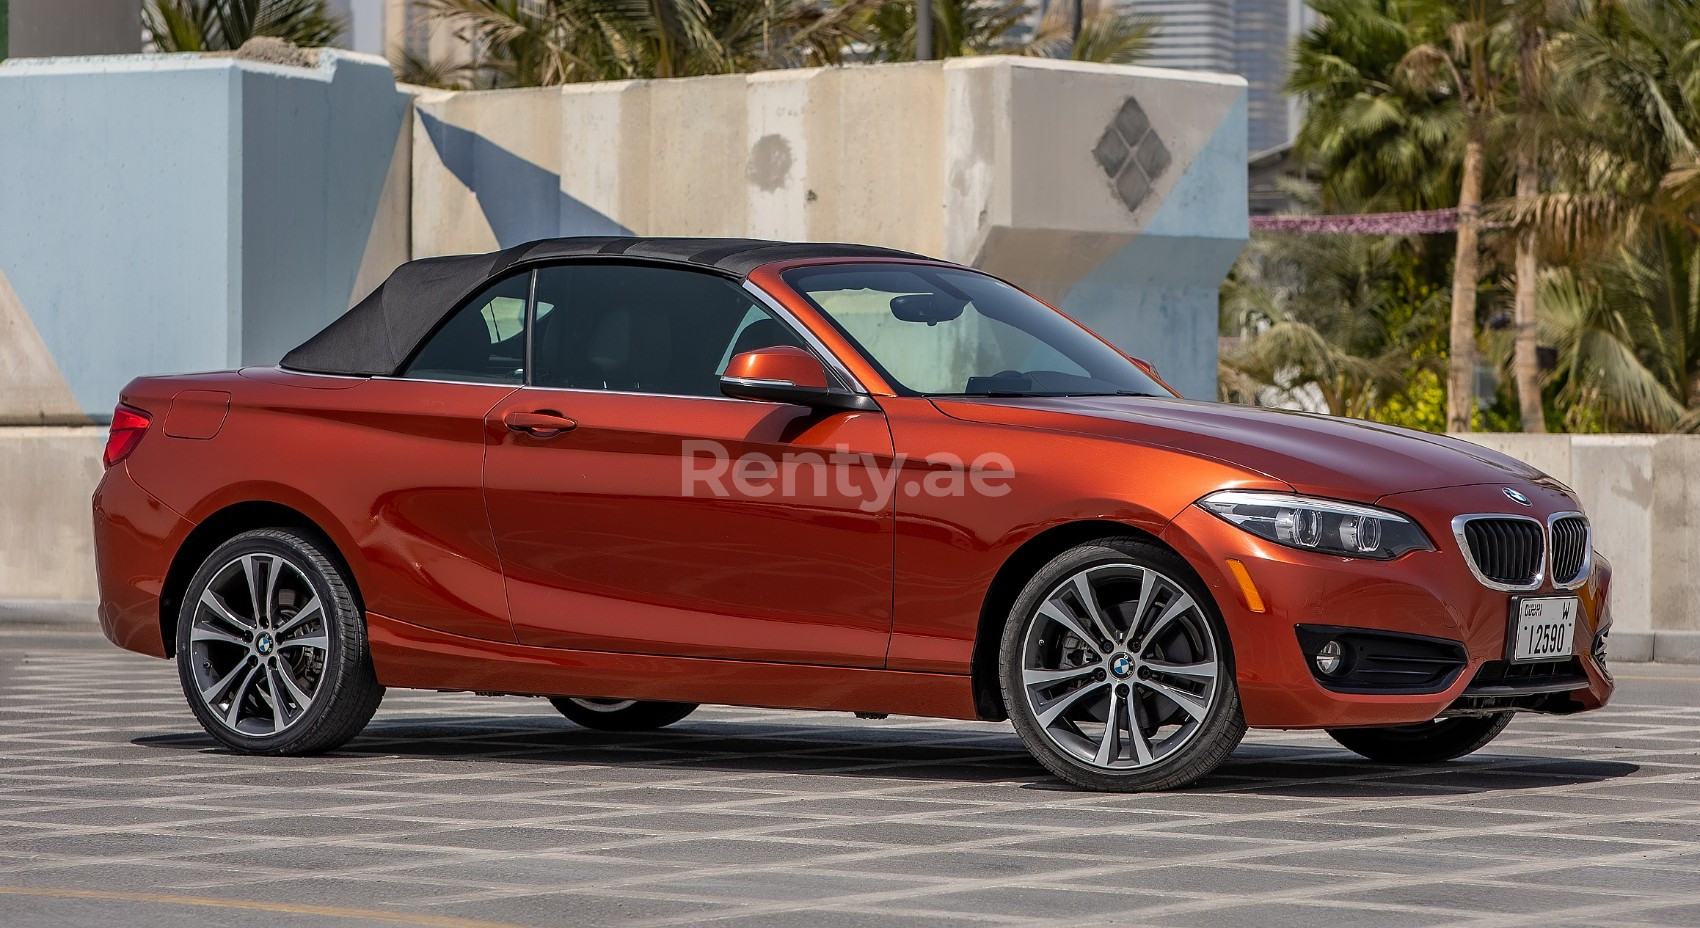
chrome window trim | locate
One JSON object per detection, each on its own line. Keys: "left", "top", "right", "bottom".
{"left": 1451, "top": 513, "right": 1547, "bottom": 593}
{"left": 1547, "top": 510, "right": 1592, "bottom": 590}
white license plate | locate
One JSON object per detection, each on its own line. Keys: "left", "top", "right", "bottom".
{"left": 1512, "top": 597, "right": 1579, "bottom": 662}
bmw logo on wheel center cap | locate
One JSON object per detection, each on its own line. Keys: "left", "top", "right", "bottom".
{"left": 256, "top": 634, "right": 273, "bottom": 655}
{"left": 1502, "top": 487, "right": 1531, "bottom": 506}
{"left": 1110, "top": 653, "right": 1134, "bottom": 678}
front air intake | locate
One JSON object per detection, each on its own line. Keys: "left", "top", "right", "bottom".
{"left": 1549, "top": 516, "right": 1590, "bottom": 587}
{"left": 1458, "top": 517, "right": 1544, "bottom": 589}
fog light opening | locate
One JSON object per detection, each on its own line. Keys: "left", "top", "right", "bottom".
{"left": 1315, "top": 639, "right": 1345, "bottom": 676}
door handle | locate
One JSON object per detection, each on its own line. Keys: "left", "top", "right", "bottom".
{"left": 503, "top": 410, "right": 578, "bottom": 437}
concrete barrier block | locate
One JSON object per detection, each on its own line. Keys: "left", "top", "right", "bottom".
{"left": 1569, "top": 436, "right": 1657, "bottom": 634}
{"left": 1455, "top": 433, "right": 1575, "bottom": 486}
{"left": 1651, "top": 438, "right": 1700, "bottom": 632}
{"left": 0, "top": 428, "right": 103, "bottom": 601}
{"left": 1652, "top": 630, "right": 1700, "bottom": 663}
{"left": 0, "top": 51, "right": 410, "bottom": 420}
{"left": 1609, "top": 630, "right": 1655, "bottom": 663}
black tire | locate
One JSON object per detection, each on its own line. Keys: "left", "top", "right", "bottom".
{"left": 175, "top": 528, "right": 383, "bottom": 755}
{"left": 1327, "top": 713, "right": 1513, "bottom": 764}
{"left": 550, "top": 697, "right": 698, "bottom": 731}
{"left": 999, "top": 536, "right": 1245, "bottom": 792}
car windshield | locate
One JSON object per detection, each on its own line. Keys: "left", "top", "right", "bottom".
{"left": 782, "top": 264, "right": 1169, "bottom": 397}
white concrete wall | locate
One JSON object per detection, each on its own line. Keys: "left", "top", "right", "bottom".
{"left": 9, "top": 429, "right": 1698, "bottom": 663}
{"left": 0, "top": 429, "right": 103, "bottom": 601}
{"left": 410, "top": 58, "right": 1249, "bottom": 400}
{"left": 1457, "top": 433, "right": 1700, "bottom": 661}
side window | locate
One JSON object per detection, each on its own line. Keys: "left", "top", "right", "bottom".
{"left": 401, "top": 272, "right": 531, "bottom": 384}
{"left": 531, "top": 263, "right": 806, "bottom": 397}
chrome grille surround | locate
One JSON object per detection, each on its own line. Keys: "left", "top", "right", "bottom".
{"left": 1451, "top": 514, "right": 1546, "bottom": 592}
{"left": 1548, "top": 511, "right": 1591, "bottom": 590}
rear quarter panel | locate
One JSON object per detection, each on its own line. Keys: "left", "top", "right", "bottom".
{"left": 117, "top": 370, "right": 519, "bottom": 643}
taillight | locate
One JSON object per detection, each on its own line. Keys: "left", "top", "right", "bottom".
{"left": 103, "top": 405, "right": 152, "bottom": 468}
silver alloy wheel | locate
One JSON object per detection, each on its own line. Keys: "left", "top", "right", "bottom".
{"left": 1018, "top": 562, "right": 1222, "bottom": 770}
{"left": 186, "top": 553, "right": 330, "bottom": 737}
{"left": 568, "top": 698, "right": 639, "bottom": 713}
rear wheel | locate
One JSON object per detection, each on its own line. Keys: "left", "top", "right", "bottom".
{"left": 1000, "top": 537, "right": 1245, "bottom": 792}
{"left": 1327, "top": 714, "right": 1513, "bottom": 764}
{"left": 549, "top": 697, "right": 698, "bottom": 731}
{"left": 175, "top": 528, "right": 383, "bottom": 755}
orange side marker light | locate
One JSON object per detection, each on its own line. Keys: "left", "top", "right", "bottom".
{"left": 1224, "top": 558, "right": 1267, "bottom": 613}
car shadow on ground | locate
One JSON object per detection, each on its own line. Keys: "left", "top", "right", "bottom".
{"left": 132, "top": 714, "right": 1641, "bottom": 797}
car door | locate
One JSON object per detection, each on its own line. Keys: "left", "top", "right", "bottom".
{"left": 482, "top": 261, "right": 896, "bottom": 667}
{"left": 375, "top": 269, "right": 532, "bottom": 642}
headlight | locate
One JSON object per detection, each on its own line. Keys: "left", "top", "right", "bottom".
{"left": 1197, "top": 491, "right": 1434, "bottom": 560}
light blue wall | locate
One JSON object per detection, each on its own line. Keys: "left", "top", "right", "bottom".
{"left": 238, "top": 58, "right": 407, "bottom": 363}
{"left": 1062, "top": 93, "right": 1248, "bottom": 400}
{"left": 0, "top": 57, "right": 240, "bottom": 418}
{"left": 0, "top": 52, "right": 405, "bottom": 419}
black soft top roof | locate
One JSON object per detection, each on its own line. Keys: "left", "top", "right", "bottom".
{"left": 281, "top": 236, "right": 928, "bottom": 377}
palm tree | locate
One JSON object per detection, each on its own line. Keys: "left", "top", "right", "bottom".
{"left": 1287, "top": 0, "right": 1464, "bottom": 213}
{"left": 859, "top": 0, "right": 1155, "bottom": 64}
{"left": 417, "top": 0, "right": 872, "bottom": 87}
{"left": 144, "top": 0, "right": 343, "bottom": 52}
{"left": 1537, "top": 243, "right": 1700, "bottom": 432}
{"left": 1398, "top": 0, "right": 1515, "bottom": 432}
{"left": 1518, "top": 0, "right": 1700, "bottom": 429}
{"left": 1222, "top": 223, "right": 1446, "bottom": 420}
{"left": 1507, "top": 0, "right": 1555, "bottom": 432}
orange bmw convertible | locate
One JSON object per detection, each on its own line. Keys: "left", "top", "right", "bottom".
{"left": 93, "top": 237, "right": 1613, "bottom": 791}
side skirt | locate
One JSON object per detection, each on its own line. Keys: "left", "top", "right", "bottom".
{"left": 367, "top": 612, "right": 981, "bottom": 720}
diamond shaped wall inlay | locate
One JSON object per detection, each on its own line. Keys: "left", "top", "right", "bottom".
{"left": 1095, "top": 97, "right": 1168, "bottom": 211}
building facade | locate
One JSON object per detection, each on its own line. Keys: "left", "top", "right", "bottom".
{"left": 1128, "top": 0, "right": 1313, "bottom": 154}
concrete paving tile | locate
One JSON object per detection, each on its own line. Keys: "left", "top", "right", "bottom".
{"left": 398, "top": 825, "right": 652, "bottom": 852}
{"left": 829, "top": 848, "right": 1089, "bottom": 880}
{"left": 1171, "top": 817, "right": 1413, "bottom": 843}
{"left": 377, "top": 853, "right": 688, "bottom": 888}
{"left": 430, "top": 889, "right": 718, "bottom": 925}
{"left": 783, "top": 821, "right": 1013, "bottom": 847}
{"left": 1399, "top": 832, "right": 1675, "bottom": 858}
{"left": 6, "top": 631, "right": 1700, "bottom": 928}
{"left": 1336, "top": 880, "right": 1620, "bottom": 915}
{"left": 1000, "top": 831, "right": 1268, "bottom": 860}
{"left": 1147, "top": 901, "right": 1457, "bottom": 928}
{"left": 643, "top": 868, "right": 934, "bottom": 902}
{"left": 584, "top": 837, "right": 842, "bottom": 865}
{"left": 1631, "top": 902, "right": 1700, "bottom": 927}
{"left": 707, "top": 909, "right": 990, "bottom": 928}
{"left": 906, "top": 884, "right": 1178, "bottom": 917}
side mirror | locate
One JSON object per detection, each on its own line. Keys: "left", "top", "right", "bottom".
{"left": 719, "top": 346, "right": 876, "bottom": 411}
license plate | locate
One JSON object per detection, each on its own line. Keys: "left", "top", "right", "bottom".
{"left": 1511, "top": 597, "right": 1579, "bottom": 662}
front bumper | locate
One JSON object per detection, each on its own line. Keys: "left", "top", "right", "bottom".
{"left": 1160, "top": 484, "right": 1614, "bottom": 730}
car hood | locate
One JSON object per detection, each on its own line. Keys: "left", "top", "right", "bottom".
{"left": 931, "top": 395, "right": 1552, "bottom": 502}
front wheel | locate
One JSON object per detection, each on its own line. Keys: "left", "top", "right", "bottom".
{"left": 549, "top": 697, "right": 698, "bottom": 731}
{"left": 175, "top": 528, "right": 383, "bottom": 755}
{"left": 1327, "top": 713, "right": 1513, "bottom": 764}
{"left": 1000, "top": 537, "right": 1245, "bottom": 792}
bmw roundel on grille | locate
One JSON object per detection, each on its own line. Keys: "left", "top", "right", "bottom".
{"left": 1502, "top": 487, "right": 1532, "bottom": 506}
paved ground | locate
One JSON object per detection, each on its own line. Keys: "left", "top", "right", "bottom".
{"left": 1, "top": 624, "right": 1697, "bottom": 928}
